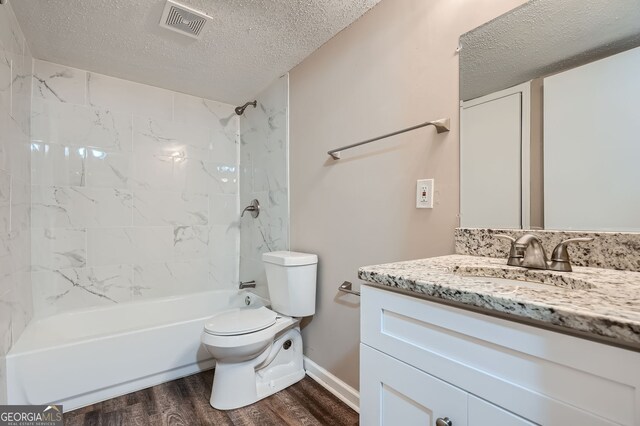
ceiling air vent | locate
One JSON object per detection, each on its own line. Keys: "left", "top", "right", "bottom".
{"left": 159, "top": 0, "right": 211, "bottom": 39}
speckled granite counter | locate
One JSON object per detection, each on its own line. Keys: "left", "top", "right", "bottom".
{"left": 455, "top": 228, "right": 640, "bottom": 271}
{"left": 358, "top": 255, "right": 640, "bottom": 349}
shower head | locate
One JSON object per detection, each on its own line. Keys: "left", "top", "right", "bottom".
{"left": 235, "top": 101, "right": 257, "bottom": 116}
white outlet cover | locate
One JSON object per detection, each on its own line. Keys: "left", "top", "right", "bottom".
{"left": 416, "top": 179, "right": 434, "bottom": 209}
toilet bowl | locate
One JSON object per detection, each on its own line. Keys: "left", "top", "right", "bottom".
{"left": 201, "top": 251, "right": 317, "bottom": 410}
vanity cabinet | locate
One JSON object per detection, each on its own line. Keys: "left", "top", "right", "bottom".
{"left": 360, "top": 285, "right": 640, "bottom": 426}
{"left": 361, "top": 344, "right": 532, "bottom": 426}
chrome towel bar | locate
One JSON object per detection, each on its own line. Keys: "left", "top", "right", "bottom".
{"left": 327, "top": 118, "right": 450, "bottom": 160}
{"left": 338, "top": 281, "right": 360, "bottom": 296}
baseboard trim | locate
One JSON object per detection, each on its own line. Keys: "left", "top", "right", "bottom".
{"left": 303, "top": 356, "right": 359, "bottom": 413}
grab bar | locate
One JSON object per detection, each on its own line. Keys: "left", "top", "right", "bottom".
{"left": 338, "top": 281, "right": 360, "bottom": 296}
{"left": 327, "top": 118, "right": 450, "bottom": 160}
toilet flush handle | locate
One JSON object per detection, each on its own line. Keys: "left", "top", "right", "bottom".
{"left": 239, "top": 280, "right": 256, "bottom": 289}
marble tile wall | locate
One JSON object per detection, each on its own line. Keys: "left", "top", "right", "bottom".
{"left": 30, "top": 59, "right": 240, "bottom": 317}
{"left": 0, "top": 1, "right": 33, "bottom": 405}
{"left": 239, "top": 75, "right": 289, "bottom": 298}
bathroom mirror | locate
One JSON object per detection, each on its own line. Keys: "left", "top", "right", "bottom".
{"left": 458, "top": 0, "right": 640, "bottom": 232}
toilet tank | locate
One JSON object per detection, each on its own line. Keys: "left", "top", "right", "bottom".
{"left": 262, "top": 251, "right": 318, "bottom": 317}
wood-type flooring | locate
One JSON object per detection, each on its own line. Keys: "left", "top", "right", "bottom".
{"left": 64, "top": 370, "right": 359, "bottom": 426}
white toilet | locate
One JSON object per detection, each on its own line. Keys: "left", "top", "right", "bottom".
{"left": 201, "top": 251, "right": 318, "bottom": 410}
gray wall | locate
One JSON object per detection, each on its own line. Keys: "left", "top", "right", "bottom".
{"left": 289, "top": 0, "right": 526, "bottom": 390}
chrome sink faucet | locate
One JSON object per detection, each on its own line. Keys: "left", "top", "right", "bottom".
{"left": 497, "top": 234, "right": 593, "bottom": 272}
{"left": 497, "top": 234, "right": 548, "bottom": 269}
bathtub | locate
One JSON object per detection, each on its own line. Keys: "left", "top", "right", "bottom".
{"left": 6, "top": 289, "right": 267, "bottom": 411}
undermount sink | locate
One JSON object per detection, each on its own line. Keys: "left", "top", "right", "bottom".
{"left": 453, "top": 265, "right": 594, "bottom": 290}
{"left": 464, "top": 276, "right": 554, "bottom": 290}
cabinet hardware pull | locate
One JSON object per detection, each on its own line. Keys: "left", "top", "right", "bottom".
{"left": 436, "top": 417, "right": 453, "bottom": 426}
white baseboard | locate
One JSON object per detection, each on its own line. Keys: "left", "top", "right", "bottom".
{"left": 303, "top": 356, "right": 359, "bottom": 413}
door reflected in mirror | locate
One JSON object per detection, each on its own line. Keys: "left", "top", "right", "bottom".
{"left": 459, "top": 0, "right": 640, "bottom": 232}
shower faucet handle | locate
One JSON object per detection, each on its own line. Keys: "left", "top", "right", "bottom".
{"left": 241, "top": 199, "right": 260, "bottom": 218}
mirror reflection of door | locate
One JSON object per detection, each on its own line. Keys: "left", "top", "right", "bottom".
{"left": 458, "top": 0, "right": 640, "bottom": 231}
{"left": 460, "top": 90, "right": 523, "bottom": 229}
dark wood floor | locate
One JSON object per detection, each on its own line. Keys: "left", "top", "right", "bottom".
{"left": 64, "top": 370, "right": 359, "bottom": 426}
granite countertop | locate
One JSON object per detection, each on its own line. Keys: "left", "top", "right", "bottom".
{"left": 358, "top": 254, "right": 640, "bottom": 348}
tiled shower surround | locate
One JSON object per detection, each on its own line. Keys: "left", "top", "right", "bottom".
{"left": 30, "top": 59, "right": 243, "bottom": 316}
{"left": 0, "top": 3, "right": 33, "bottom": 404}
{"left": 239, "top": 76, "right": 289, "bottom": 298}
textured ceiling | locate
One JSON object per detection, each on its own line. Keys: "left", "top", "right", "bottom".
{"left": 12, "top": 0, "right": 382, "bottom": 104}
{"left": 460, "top": 0, "right": 640, "bottom": 101}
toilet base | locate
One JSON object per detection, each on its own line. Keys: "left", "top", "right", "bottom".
{"left": 209, "top": 327, "right": 305, "bottom": 410}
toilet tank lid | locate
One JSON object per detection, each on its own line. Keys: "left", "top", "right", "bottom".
{"left": 263, "top": 251, "right": 318, "bottom": 266}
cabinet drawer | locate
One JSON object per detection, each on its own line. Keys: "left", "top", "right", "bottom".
{"left": 360, "top": 344, "right": 467, "bottom": 426}
{"left": 468, "top": 395, "right": 534, "bottom": 426}
{"left": 361, "top": 285, "right": 640, "bottom": 425}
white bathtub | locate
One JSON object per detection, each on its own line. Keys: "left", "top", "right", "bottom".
{"left": 6, "top": 289, "right": 267, "bottom": 411}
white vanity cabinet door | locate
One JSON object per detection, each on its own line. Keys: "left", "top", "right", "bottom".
{"left": 360, "top": 344, "right": 467, "bottom": 426}
{"left": 360, "top": 285, "right": 640, "bottom": 425}
{"left": 468, "top": 396, "right": 534, "bottom": 426}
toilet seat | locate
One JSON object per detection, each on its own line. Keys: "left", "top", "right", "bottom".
{"left": 201, "top": 314, "right": 297, "bottom": 353}
{"left": 204, "top": 307, "right": 277, "bottom": 336}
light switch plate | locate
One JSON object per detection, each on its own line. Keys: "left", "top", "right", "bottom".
{"left": 416, "top": 179, "right": 434, "bottom": 208}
